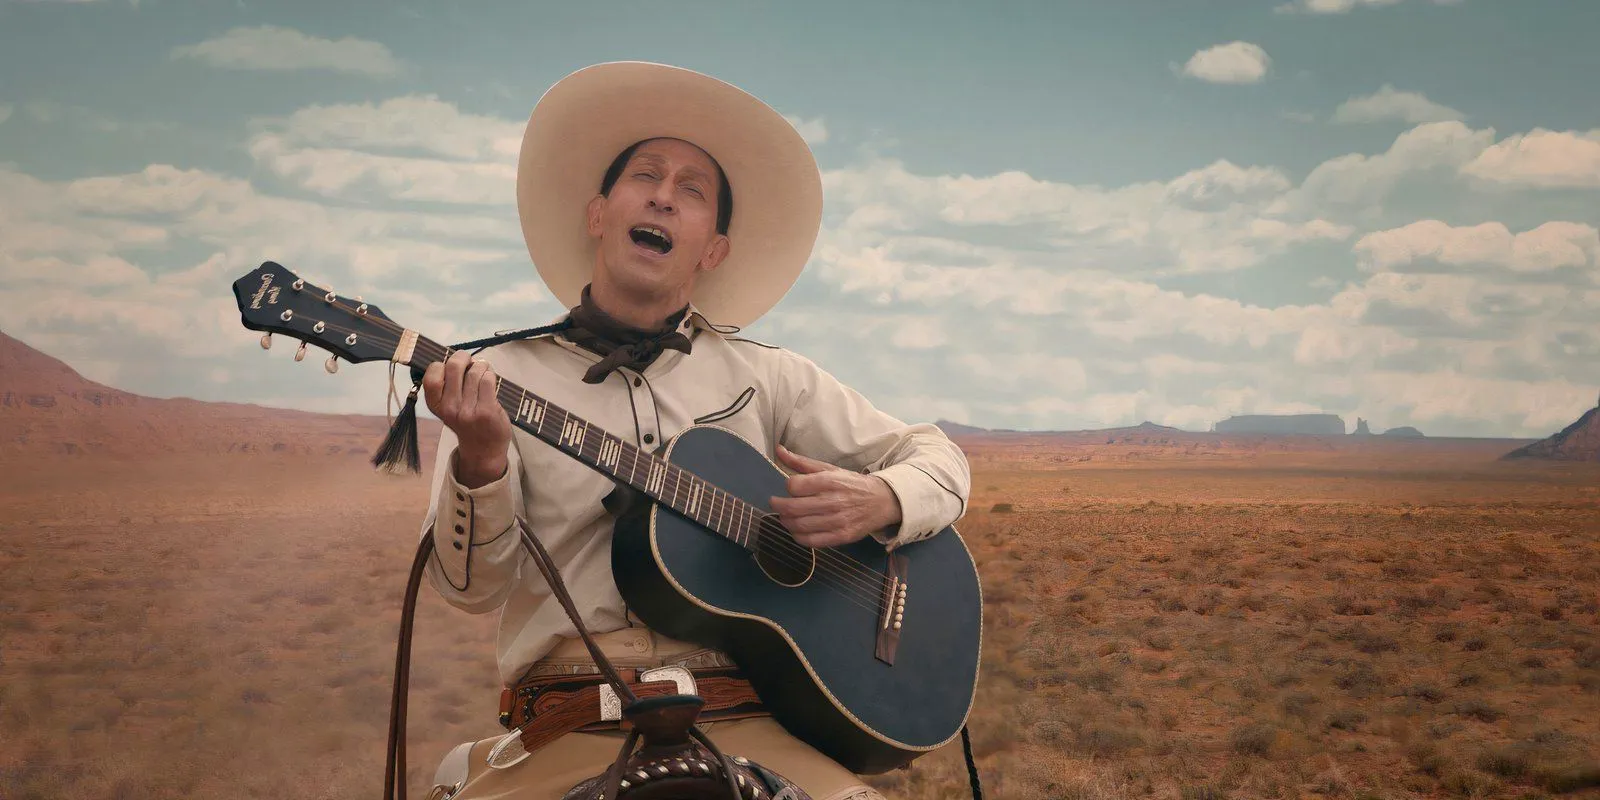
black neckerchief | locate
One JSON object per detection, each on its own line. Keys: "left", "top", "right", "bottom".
{"left": 562, "top": 284, "right": 693, "bottom": 384}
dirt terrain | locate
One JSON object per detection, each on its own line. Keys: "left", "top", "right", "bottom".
{"left": 2, "top": 332, "right": 1598, "bottom": 799}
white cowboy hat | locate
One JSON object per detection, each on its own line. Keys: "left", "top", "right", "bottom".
{"left": 516, "top": 61, "right": 823, "bottom": 329}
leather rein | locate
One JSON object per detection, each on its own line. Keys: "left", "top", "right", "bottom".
{"left": 381, "top": 515, "right": 752, "bottom": 800}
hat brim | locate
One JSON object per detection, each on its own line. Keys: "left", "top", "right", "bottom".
{"left": 516, "top": 61, "right": 823, "bottom": 329}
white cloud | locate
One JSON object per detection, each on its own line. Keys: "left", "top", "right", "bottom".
{"left": 1333, "top": 84, "right": 1464, "bottom": 124}
{"left": 783, "top": 115, "right": 829, "bottom": 146}
{"left": 169, "top": 25, "right": 404, "bottom": 77}
{"left": 1460, "top": 128, "right": 1600, "bottom": 189}
{"left": 1274, "top": 0, "right": 1460, "bottom": 14}
{"left": 1285, "top": 120, "right": 1497, "bottom": 211}
{"left": 797, "top": 120, "right": 1600, "bottom": 436}
{"left": 249, "top": 134, "right": 516, "bottom": 205}
{"left": 1354, "top": 220, "right": 1600, "bottom": 274}
{"left": 263, "top": 95, "right": 523, "bottom": 160}
{"left": 822, "top": 157, "right": 1349, "bottom": 277}
{"left": 244, "top": 95, "right": 525, "bottom": 205}
{"left": 1165, "top": 160, "right": 1293, "bottom": 210}
{"left": 1177, "top": 42, "right": 1271, "bottom": 85}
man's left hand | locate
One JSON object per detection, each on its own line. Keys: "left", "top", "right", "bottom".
{"left": 768, "top": 444, "right": 902, "bottom": 548}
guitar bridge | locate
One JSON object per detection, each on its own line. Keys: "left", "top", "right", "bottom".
{"left": 875, "top": 552, "right": 907, "bottom": 665}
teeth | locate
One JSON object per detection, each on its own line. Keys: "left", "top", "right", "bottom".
{"left": 635, "top": 226, "right": 669, "bottom": 242}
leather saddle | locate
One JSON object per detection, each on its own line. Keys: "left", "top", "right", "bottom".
{"left": 383, "top": 514, "right": 810, "bottom": 800}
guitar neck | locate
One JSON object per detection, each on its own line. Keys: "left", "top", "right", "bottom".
{"left": 409, "top": 334, "right": 764, "bottom": 551}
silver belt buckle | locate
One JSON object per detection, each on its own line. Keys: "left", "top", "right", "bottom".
{"left": 598, "top": 665, "right": 698, "bottom": 722}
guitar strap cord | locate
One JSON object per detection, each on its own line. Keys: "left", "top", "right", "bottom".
{"left": 377, "top": 320, "right": 985, "bottom": 800}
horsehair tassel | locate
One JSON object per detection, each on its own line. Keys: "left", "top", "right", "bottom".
{"left": 372, "top": 382, "right": 423, "bottom": 474}
{"left": 370, "top": 321, "right": 571, "bottom": 476}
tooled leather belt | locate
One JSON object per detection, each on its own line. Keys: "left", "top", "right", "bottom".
{"left": 499, "top": 664, "right": 768, "bottom": 755}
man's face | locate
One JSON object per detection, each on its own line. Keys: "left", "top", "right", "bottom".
{"left": 586, "top": 138, "right": 730, "bottom": 303}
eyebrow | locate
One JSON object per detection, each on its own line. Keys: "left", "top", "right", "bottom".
{"left": 631, "top": 152, "right": 712, "bottom": 184}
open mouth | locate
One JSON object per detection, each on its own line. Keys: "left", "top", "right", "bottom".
{"left": 630, "top": 225, "right": 673, "bottom": 255}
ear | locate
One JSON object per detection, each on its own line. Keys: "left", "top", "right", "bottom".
{"left": 585, "top": 194, "right": 605, "bottom": 239}
{"left": 698, "top": 234, "right": 731, "bottom": 273}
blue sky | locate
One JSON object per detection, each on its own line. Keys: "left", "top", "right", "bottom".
{"left": 3, "top": 0, "right": 1598, "bottom": 438}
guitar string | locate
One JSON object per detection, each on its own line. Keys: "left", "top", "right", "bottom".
{"left": 289, "top": 304, "right": 898, "bottom": 596}
{"left": 271, "top": 296, "right": 903, "bottom": 595}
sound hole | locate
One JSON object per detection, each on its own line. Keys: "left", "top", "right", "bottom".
{"left": 753, "top": 512, "right": 814, "bottom": 588}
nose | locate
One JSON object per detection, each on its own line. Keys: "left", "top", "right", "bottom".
{"left": 647, "top": 184, "right": 674, "bottom": 213}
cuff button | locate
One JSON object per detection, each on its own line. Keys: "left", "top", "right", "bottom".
{"left": 456, "top": 492, "right": 466, "bottom": 501}
{"left": 454, "top": 524, "right": 465, "bottom": 534}
{"left": 452, "top": 541, "right": 463, "bottom": 550}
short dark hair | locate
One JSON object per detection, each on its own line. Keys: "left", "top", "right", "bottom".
{"left": 600, "top": 138, "right": 733, "bottom": 236}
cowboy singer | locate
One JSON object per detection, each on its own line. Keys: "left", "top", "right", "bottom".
{"left": 416, "top": 61, "right": 971, "bottom": 800}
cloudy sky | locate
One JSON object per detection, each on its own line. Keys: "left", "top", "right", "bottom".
{"left": 3, "top": 0, "right": 1598, "bottom": 438}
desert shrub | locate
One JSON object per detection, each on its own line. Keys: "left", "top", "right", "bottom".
{"left": 1406, "top": 683, "right": 1446, "bottom": 703}
{"left": 1280, "top": 691, "right": 1318, "bottom": 720}
{"left": 1409, "top": 742, "right": 1453, "bottom": 777}
{"left": 1573, "top": 645, "right": 1600, "bottom": 670}
{"left": 1076, "top": 725, "right": 1143, "bottom": 756}
{"left": 1326, "top": 708, "right": 1367, "bottom": 731}
{"left": 1335, "top": 663, "right": 1384, "bottom": 696}
{"left": 1452, "top": 699, "right": 1503, "bottom": 722}
{"left": 1475, "top": 745, "right": 1530, "bottom": 778}
{"left": 1441, "top": 770, "right": 1498, "bottom": 797}
{"left": 1230, "top": 723, "right": 1277, "bottom": 756}
{"left": 1331, "top": 594, "right": 1377, "bottom": 616}
{"left": 1539, "top": 765, "right": 1600, "bottom": 792}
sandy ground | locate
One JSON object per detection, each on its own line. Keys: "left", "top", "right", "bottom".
{"left": 1, "top": 439, "right": 1598, "bottom": 799}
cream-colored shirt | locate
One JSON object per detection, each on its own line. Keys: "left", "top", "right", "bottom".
{"left": 418, "top": 305, "right": 972, "bottom": 687}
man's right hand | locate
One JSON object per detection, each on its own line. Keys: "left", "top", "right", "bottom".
{"left": 423, "top": 351, "right": 512, "bottom": 488}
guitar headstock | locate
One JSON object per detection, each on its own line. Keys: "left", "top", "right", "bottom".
{"left": 232, "top": 261, "right": 407, "bottom": 367}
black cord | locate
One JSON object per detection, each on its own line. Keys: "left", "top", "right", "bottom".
{"left": 961, "top": 724, "right": 983, "bottom": 800}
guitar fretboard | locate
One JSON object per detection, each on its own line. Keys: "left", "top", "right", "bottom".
{"left": 414, "top": 334, "right": 765, "bottom": 550}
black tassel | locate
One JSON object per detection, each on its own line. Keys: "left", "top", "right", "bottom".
{"left": 372, "top": 368, "right": 424, "bottom": 474}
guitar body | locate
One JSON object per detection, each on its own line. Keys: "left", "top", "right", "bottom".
{"left": 610, "top": 424, "right": 984, "bottom": 775}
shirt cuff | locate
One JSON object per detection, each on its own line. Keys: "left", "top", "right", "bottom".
{"left": 865, "top": 462, "right": 945, "bottom": 548}
{"left": 438, "top": 450, "right": 517, "bottom": 567}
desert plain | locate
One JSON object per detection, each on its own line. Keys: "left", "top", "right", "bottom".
{"left": 2, "top": 335, "right": 1599, "bottom": 800}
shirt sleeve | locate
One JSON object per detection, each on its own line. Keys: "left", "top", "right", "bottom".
{"left": 771, "top": 348, "right": 971, "bottom": 548}
{"left": 420, "top": 422, "right": 525, "bottom": 613}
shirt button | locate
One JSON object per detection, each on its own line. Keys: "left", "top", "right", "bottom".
{"left": 633, "top": 377, "right": 641, "bottom": 387}
{"left": 643, "top": 433, "right": 654, "bottom": 444}
{"left": 454, "top": 524, "right": 465, "bottom": 534}
{"left": 455, "top": 492, "right": 466, "bottom": 501}
{"left": 633, "top": 639, "right": 648, "bottom": 652}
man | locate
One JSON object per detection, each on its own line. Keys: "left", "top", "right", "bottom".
{"left": 416, "top": 62, "right": 970, "bottom": 800}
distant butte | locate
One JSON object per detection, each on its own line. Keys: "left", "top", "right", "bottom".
{"left": 0, "top": 329, "right": 442, "bottom": 463}
{"left": 1500, "top": 394, "right": 1600, "bottom": 462}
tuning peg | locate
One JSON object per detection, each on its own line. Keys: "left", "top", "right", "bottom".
{"left": 325, "top": 355, "right": 339, "bottom": 374}
{"left": 294, "top": 342, "right": 307, "bottom": 362}
{"left": 260, "top": 333, "right": 272, "bottom": 350}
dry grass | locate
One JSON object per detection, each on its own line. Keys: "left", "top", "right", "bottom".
{"left": 2, "top": 439, "right": 1598, "bottom": 800}
{"left": 865, "top": 440, "right": 1600, "bottom": 800}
